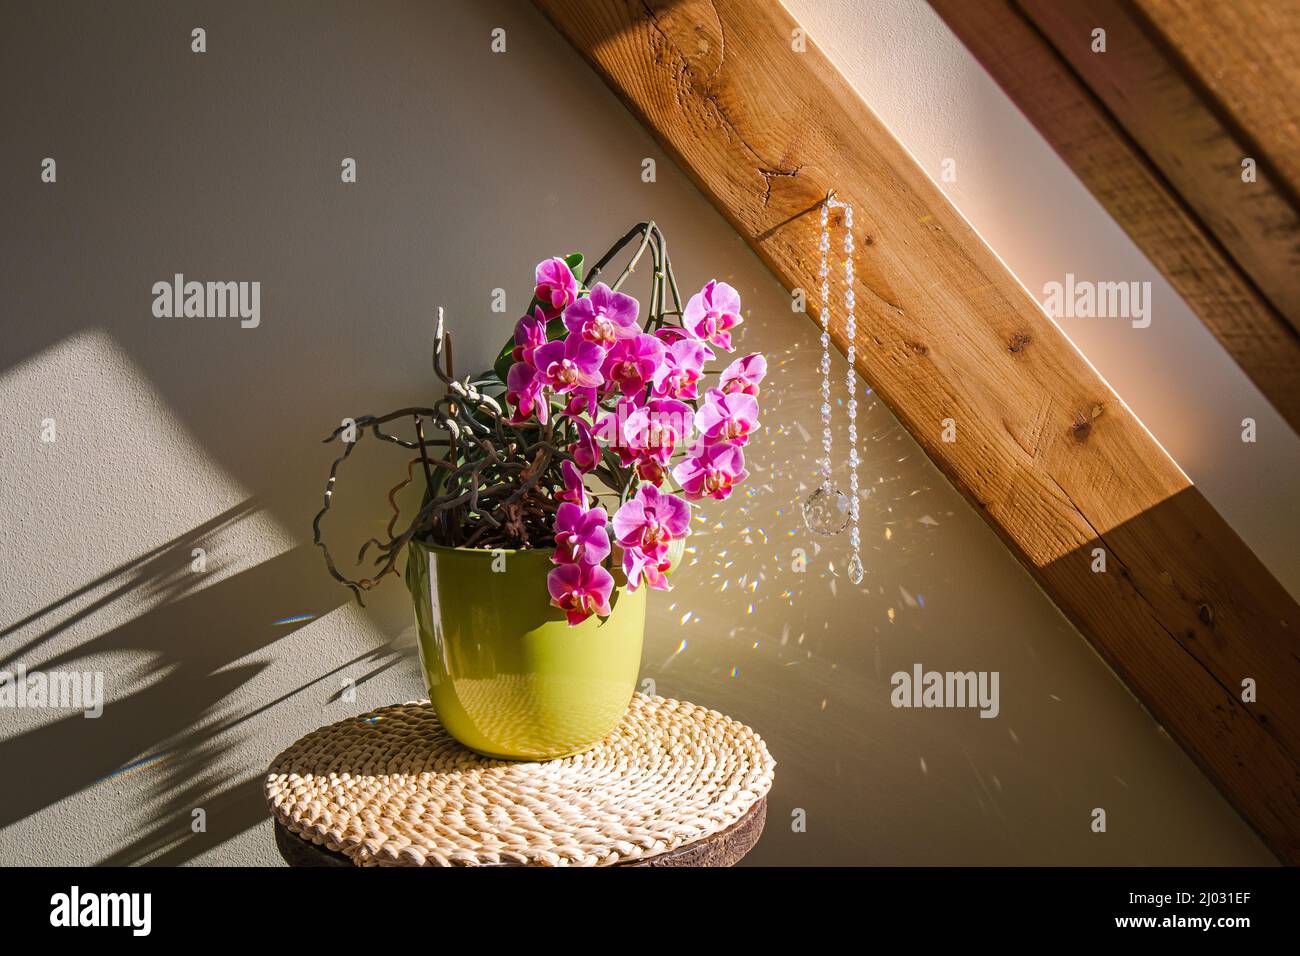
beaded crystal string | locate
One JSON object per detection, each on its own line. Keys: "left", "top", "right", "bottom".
{"left": 835, "top": 197, "right": 863, "bottom": 584}
{"left": 800, "top": 191, "right": 864, "bottom": 584}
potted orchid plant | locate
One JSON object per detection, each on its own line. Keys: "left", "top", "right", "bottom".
{"left": 314, "top": 222, "right": 766, "bottom": 759}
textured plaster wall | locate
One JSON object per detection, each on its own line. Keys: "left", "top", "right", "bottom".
{"left": 0, "top": 0, "right": 1274, "bottom": 865}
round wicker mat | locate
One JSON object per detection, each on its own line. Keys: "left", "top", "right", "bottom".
{"left": 264, "top": 693, "right": 776, "bottom": 867}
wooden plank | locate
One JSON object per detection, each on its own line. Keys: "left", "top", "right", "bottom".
{"left": 1131, "top": 0, "right": 1300, "bottom": 203}
{"left": 931, "top": 0, "right": 1300, "bottom": 433}
{"left": 532, "top": 0, "right": 1300, "bottom": 860}
{"left": 1018, "top": 0, "right": 1300, "bottom": 338}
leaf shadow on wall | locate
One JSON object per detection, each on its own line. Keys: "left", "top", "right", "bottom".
{"left": 0, "top": 501, "right": 418, "bottom": 864}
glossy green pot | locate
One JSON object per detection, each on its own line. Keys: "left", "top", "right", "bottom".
{"left": 405, "top": 541, "right": 645, "bottom": 760}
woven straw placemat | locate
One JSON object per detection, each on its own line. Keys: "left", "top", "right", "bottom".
{"left": 264, "top": 693, "right": 775, "bottom": 867}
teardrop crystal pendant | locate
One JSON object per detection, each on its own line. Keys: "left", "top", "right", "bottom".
{"left": 846, "top": 553, "right": 864, "bottom": 584}
{"left": 802, "top": 481, "right": 850, "bottom": 536}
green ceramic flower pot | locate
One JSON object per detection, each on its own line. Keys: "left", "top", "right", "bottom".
{"left": 405, "top": 541, "right": 645, "bottom": 760}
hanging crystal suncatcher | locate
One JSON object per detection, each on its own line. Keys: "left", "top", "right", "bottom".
{"left": 800, "top": 191, "right": 864, "bottom": 584}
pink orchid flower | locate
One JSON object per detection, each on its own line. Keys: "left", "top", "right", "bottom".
{"left": 621, "top": 545, "right": 673, "bottom": 592}
{"left": 534, "top": 257, "right": 579, "bottom": 316}
{"left": 695, "top": 387, "right": 759, "bottom": 446}
{"left": 548, "top": 561, "right": 614, "bottom": 626}
{"left": 552, "top": 502, "right": 611, "bottom": 566}
{"left": 613, "top": 484, "right": 691, "bottom": 561}
{"left": 636, "top": 458, "right": 667, "bottom": 485}
{"left": 563, "top": 282, "right": 640, "bottom": 347}
{"left": 601, "top": 333, "right": 665, "bottom": 396}
{"left": 683, "top": 280, "right": 743, "bottom": 352}
{"left": 651, "top": 338, "right": 709, "bottom": 400}
{"left": 623, "top": 398, "right": 692, "bottom": 465}
{"left": 672, "top": 443, "right": 749, "bottom": 501}
{"left": 718, "top": 352, "right": 767, "bottom": 396}
{"left": 565, "top": 385, "right": 599, "bottom": 419}
{"left": 506, "top": 362, "right": 548, "bottom": 425}
{"left": 556, "top": 460, "right": 588, "bottom": 507}
{"left": 569, "top": 417, "right": 600, "bottom": 472}
{"left": 654, "top": 326, "right": 692, "bottom": 346}
{"left": 512, "top": 307, "right": 548, "bottom": 366}
{"left": 533, "top": 336, "right": 605, "bottom": 394}
{"left": 614, "top": 486, "right": 690, "bottom": 591}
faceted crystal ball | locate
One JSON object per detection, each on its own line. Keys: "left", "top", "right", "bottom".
{"left": 802, "top": 482, "right": 850, "bottom": 536}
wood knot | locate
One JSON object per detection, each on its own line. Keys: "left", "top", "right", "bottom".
{"left": 907, "top": 340, "right": 929, "bottom": 356}
{"left": 1007, "top": 333, "right": 1031, "bottom": 353}
{"left": 1197, "top": 603, "right": 1214, "bottom": 627}
{"left": 1070, "top": 414, "right": 1091, "bottom": 442}
{"left": 1070, "top": 404, "right": 1104, "bottom": 441}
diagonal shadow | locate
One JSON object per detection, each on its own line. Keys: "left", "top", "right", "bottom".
{"left": 1035, "top": 485, "right": 1299, "bottom": 863}
{"left": 0, "top": 536, "right": 362, "bottom": 854}
{"left": 0, "top": 500, "right": 259, "bottom": 667}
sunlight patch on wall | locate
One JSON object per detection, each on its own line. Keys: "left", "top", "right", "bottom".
{"left": 0, "top": 329, "right": 296, "bottom": 646}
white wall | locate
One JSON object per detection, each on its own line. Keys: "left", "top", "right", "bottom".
{"left": 0, "top": 0, "right": 1274, "bottom": 865}
{"left": 783, "top": 0, "right": 1300, "bottom": 598}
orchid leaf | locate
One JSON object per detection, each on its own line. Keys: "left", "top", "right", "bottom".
{"left": 564, "top": 252, "right": 584, "bottom": 285}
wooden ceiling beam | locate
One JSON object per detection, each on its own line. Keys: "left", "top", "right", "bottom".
{"left": 533, "top": 0, "right": 1300, "bottom": 860}
{"left": 1129, "top": 0, "right": 1300, "bottom": 204}
{"left": 1018, "top": 0, "right": 1300, "bottom": 335}
{"left": 937, "top": 0, "right": 1300, "bottom": 431}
